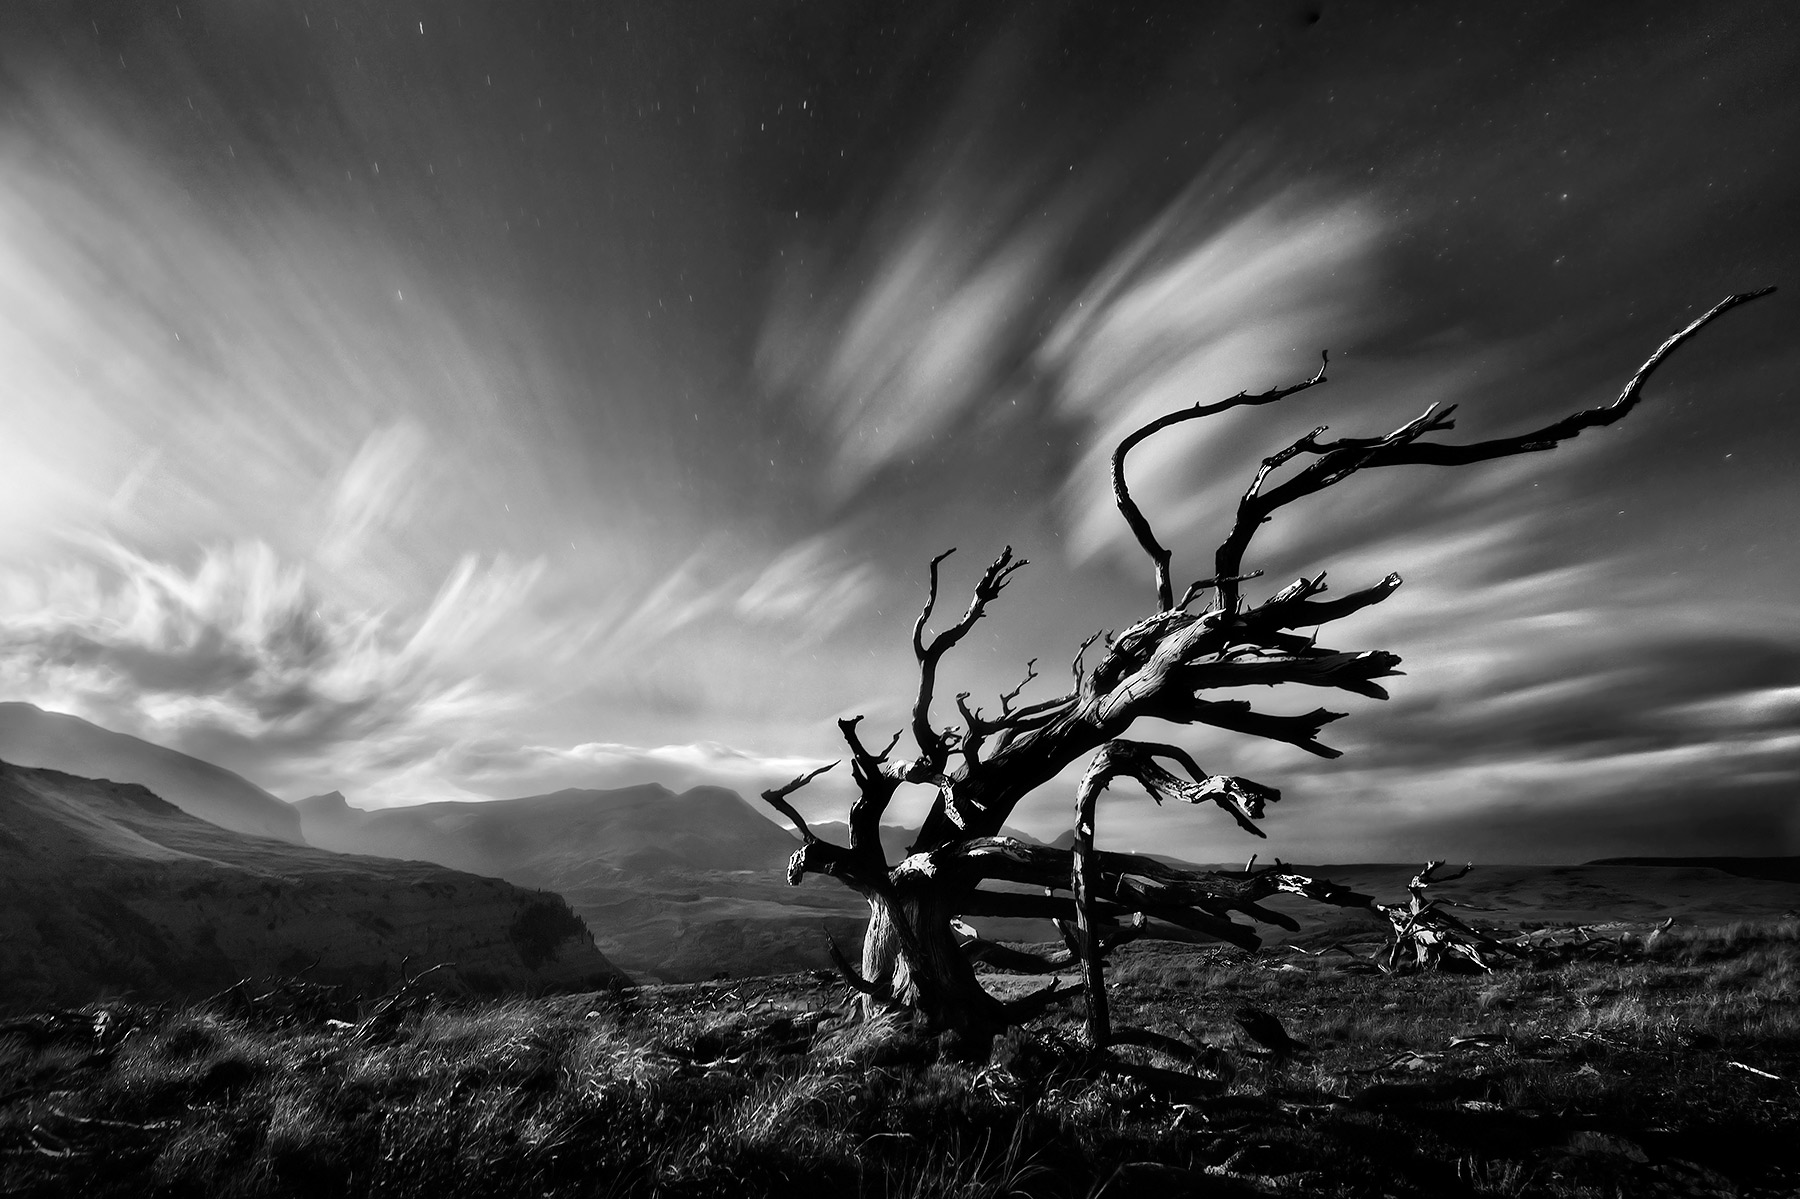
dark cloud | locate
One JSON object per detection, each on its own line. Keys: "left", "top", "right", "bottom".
{"left": 1387, "top": 778, "right": 1800, "bottom": 865}
{"left": 1344, "top": 629, "right": 1800, "bottom": 773}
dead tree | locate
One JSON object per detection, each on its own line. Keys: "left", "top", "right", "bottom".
{"left": 762, "top": 289, "right": 1772, "bottom": 1054}
{"left": 1369, "top": 861, "right": 1526, "bottom": 973}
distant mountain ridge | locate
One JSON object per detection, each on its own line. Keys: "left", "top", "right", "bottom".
{"left": 0, "top": 760, "right": 625, "bottom": 1010}
{"left": 298, "top": 782, "right": 808, "bottom": 883}
{"left": 0, "top": 702, "right": 302, "bottom": 843}
{"left": 1587, "top": 856, "right": 1800, "bottom": 885}
{"left": 298, "top": 784, "right": 868, "bottom": 982}
{"left": 803, "top": 820, "right": 1048, "bottom": 864}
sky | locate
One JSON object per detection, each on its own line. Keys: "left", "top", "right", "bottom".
{"left": 1, "top": 0, "right": 1796, "bottom": 863}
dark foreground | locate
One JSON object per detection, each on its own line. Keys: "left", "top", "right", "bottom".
{"left": 2, "top": 922, "right": 1796, "bottom": 1198}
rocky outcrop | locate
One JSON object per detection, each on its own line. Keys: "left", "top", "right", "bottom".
{"left": 0, "top": 702, "right": 303, "bottom": 843}
{"left": 0, "top": 761, "right": 627, "bottom": 1011}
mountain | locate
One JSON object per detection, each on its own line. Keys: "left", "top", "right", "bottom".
{"left": 0, "top": 760, "right": 625, "bottom": 1011}
{"left": 296, "top": 783, "right": 808, "bottom": 882}
{"left": 0, "top": 702, "right": 302, "bottom": 843}
{"left": 298, "top": 784, "right": 868, "bottom": 982}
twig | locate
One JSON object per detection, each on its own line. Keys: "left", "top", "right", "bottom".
{"left": 1727, "top": 1060, "right": 1782, "bottom": 1081}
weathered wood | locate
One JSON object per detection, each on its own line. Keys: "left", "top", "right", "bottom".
{"left": 950, "top": 919, "right": 1080, "bottom": 974}
{"left": 1112, "top": 351, "right": 1328, "bottom": 611}
{"left": 1072, "top": 751, "right": 1110, "bottom": 1047}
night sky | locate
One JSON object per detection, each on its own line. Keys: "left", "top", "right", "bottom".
{"left": 2, "top": 1, "right": 1796, "bottom": 863}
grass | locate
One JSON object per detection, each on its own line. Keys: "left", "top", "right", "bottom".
{"left": 2, "top": 921, "right": 1797, "bottom": 1197}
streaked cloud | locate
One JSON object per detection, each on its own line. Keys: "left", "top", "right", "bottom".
{"left": 0, "top": 527, "right": 883, "bottom": 805}
{"left": 604, "top": 534, "right": 881, "bottom": 650}
{"left": 0, "top": 538, "right": 557, "bottom": 782}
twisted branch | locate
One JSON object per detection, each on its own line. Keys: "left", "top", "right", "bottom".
{"left": 1212, "top": 289, "right": 1774, "bottom": 609}
{"left": 910, "top": 547, "right": 1029, "bottom": 767}
{"left": 1113, "top": 352, "right": 1329, "bottom": 611}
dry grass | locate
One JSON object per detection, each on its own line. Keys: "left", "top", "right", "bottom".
{"left": 1, "top": 921, "right": 1796, "bottom": 1197}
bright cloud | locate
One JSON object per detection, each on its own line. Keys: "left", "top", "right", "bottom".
{"left": 0, "top": 538, "right": 557, "bottom": 777}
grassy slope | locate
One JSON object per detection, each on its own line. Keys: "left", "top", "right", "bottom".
{"left": 3, "top": 921, "right": 1796, "bottom": 1198}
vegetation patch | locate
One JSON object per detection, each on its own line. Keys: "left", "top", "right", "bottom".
{"left": 508, "top": 899, "right": 588, "bottom": 970}
{"left": 2, "top": 920, "right": 1795, "bottom": 1197}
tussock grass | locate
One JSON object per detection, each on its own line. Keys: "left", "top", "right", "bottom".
{"left": 2, "top": 922, "right": 1797, "bottom": 1197}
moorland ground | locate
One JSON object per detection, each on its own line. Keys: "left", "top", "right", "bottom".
{"left": 2, "top": 920, "right": 1796, "bottom": 1198}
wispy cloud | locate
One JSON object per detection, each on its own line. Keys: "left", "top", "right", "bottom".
{"left": 0, "top": 70, "right": 583, "bottom": 599}
{"left": 755, "top": 98, "right": 1083, "bottom": 501}
{"left": 1042, "top": 184, "right": 1388, "bottom": 569}
{"left": 318, "top": 422, "right": 434, "bottom": 571}
{"left": 604, "top": 533, "right": 881, "bottom": 650}
{"left": 0, "top": 527, "right": 883, "bottom": 804}
{"left": 0, "top": 538, "right": 559, "bottom": 793}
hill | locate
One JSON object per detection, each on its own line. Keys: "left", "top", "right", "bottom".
{"left": 0, "top": 760, "right": 625, "bottom": 1010}
{"left": 0, "top": 702, "right": 302, "bottom": 843}
{"left": 296, "top": 784, "right": 868, "bottom": 982}
{"left": 1588, "top": 855, "right": 1800, "bottom": 884}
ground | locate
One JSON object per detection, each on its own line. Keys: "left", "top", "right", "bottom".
{"left": 1, "top": 920, "right": 1795, "bottom": 1197}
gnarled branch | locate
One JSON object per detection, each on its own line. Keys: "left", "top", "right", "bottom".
{"left": 1113, "top": 352, "right": 1329, "bottom": 611}
{"left": 758, "top": 760, "right": 839, "bottom": 843}
{"left": 838, "top": 717, "right": 903, "bottom": 864}
{"left": 1212, "top": 289, "right": 1774, "bottom": 610}
{"left": 910, "top": 547, "right": 1029, "bottom": 767}
{"left": 1155, "top": 699, "right": 1348, "bottom": 758}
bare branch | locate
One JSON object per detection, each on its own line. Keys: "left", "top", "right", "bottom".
{"left": 824, "top": 930, "right": 887, "bottom": 997}
{"left": 1176, "top": 570, "right": 1263, "bottom": 612}
{"left": 999, "top": 658, "right": 1039, "bottom": 714}
{"left": 1249, "top": 572, "right": 1402, "bottom": 630}
{"left": 1366, "top": 288, "right": 1775, "bottom": 467}
{"left": 1080, "top": 740, "right": 1282, "bottom": 839}
{"left": 783, "top": 839, "right": 860, "bottom": 887}
{"left": 910, "top": 548, "right": 956, "bottom": 660}
{"left": 1411, "top": 860, "right": 1473, "bottom": 890}
{"left": 1174, "top": 648, "right": 1405, "bottom": 700}
{"left": 758, "top": 761, "right": 840, "bottom": 843}
{"left": 952, "top": 918, "right": 1084, "bottom": 974}
{"left": 837, "top": 717, "right": 902, "bottom": 864}
{"left": 1113, "top": 352, "right": 1329, "bottom": 611}
{"left": 1072, "top": 745, "right": 1110, "bottom": 1044}
{"left": 909, "top": 546, "right": 1028, "bottom": 765}
{"left": 1158, "top": 699, "right": 1348, "bottom": 758}
{"left": 1072, "top": 630, "right": 1102, "bottom": 691}
{"left": 1212, "top": 290, "right": 1774, "bottom": 609}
